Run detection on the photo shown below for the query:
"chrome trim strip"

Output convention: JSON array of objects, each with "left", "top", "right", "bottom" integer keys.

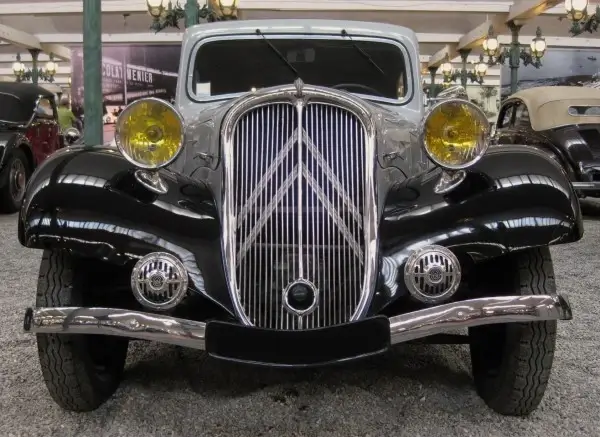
[
  {"left": 295, "top": 100, "right": 305, "bottom": 280},
  {"left": 572, "top": 181, "right": 600, "bottom": 189},
  {"left": 389, "top": 294, "right": 572, "bottom": 344},
  {"left": 24, "top": 295, "right": 572, "bottom": 350},
  {"left": 221, "top": 85, "right": 378, "bottom": 327}
]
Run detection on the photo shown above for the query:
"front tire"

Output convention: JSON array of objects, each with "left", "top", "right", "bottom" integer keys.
[
  {"left": 35, "top": 250, "right": 129, "bottom": 411},
  {"left": 0, "top": 149, "right": 29, "bottom": 213},
  {"left": 469, "top": 247, "right": 558, "bottom": 416}
]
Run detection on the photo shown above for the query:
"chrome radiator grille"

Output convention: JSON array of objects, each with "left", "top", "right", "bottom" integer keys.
[{"left": 225, "top": 100, "right": 372, "bottom": 330}]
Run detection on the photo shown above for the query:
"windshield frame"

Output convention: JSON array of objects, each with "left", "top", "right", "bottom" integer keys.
[{"left": 185, "top": 33, "right": 415, "bottom": 106}]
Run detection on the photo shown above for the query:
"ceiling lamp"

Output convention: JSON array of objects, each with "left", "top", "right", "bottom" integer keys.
[
  {"left": 529, "top": 27, "right": 547, "bottom": 59},
  {"left": 12, "top": 54, "right": 25, "bottom": 80},
  {"left": 565, "top": 0, "right": 588, "bottom": 21},
  {"left": 147, "top": 0, "right": 166, "bottom": 18},
  {"left": 147, "top": 0, "right": 239, "bottom": 33},
  {"left": 211, "top": 0, "right": 239, "bottom": 19},
  {"left": 45, "top": 54, "right": 58, "bottom": 77},
  {"left": 441, "top": 58, "right": 453, "bottom": 76},
  {"left": 482, "top": 25, "right": 500, "bottom": 58},
  {"left": 12, "top": 52, "right": 56, "bottom": 83},
  {"left": 475, "top": 54, "right": 488, "bottom": 78},
  {"left": 564, "top": 0, "right": 600, "bottom": 35}
]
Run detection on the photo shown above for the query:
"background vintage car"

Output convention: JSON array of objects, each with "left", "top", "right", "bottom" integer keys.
[
  {"left": 19, "top": 20, "right": 582, "bottom": 417},
  {"left": 496, "top": 86, "right": 600, "bottom": 198},
  {"left": 0, "top": 82, "right": 62, "bottom": 213}
]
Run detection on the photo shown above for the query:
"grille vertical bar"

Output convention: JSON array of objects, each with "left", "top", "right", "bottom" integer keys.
[{"left": 228, "top": 100, "right": 369, "bottom": 330}]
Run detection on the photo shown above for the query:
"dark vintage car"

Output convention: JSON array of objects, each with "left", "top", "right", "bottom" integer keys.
[
  {"left": 0, "top": 82, "right": 64, "bottom": 213},
  {"left": 496, "top": 85, "right": 600, "bottom": 197},
  {"left": 20, "top": 20, "right": 581, "bottom": 416}
]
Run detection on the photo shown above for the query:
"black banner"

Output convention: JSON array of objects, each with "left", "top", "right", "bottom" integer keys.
[{"left": 70, "top": 44, "right": 181, "bottom": 112}]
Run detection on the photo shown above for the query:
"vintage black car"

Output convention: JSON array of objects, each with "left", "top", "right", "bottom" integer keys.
[
  {"left": 20, "top": 20, "right": 581, "bottom": 416},
  {"left": 496, "top": 85, "right": 600, "bottom": 198},
  {"left": 0, "top": 82, "right": 63, "bottom": 213}
]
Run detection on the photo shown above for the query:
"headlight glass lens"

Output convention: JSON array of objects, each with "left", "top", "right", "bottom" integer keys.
[
  {"left": 422, "top": 100, "right": 490, "bottom": 170},
  {"left": 115, "top": 98, "right": 183, "bottom": 169}
]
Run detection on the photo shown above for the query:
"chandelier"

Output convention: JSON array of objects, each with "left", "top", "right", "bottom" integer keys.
[
  {"left": 147, "top": 0, "right": 239, "bottom": 33},
  {"left": 12, "top": 53, "right": 57, "bottom": 83}
]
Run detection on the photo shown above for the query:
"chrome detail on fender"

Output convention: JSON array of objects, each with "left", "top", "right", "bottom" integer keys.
[
  {"left": 134, "top": 169, "right": 169, "bottom": 194},
  {"left": 403, "top": 245, "right": 461, "bottom": 304},
  {"left": 389, "top": 294, "right": 572, "bottom": 344},
  {"left": 130, "top": 252, "right": 189, "bottom": 311},
  {"left": 221, "top": 85, "right": 378, "bottom": 330},
  {"left": 381, "top": 256, "right": 399, "bottom": 297},
  {"left": 434, "top": 170, "right": 467, "bottom": 194},
  {"left": 23, "top": 294, "right": 572, "bottom": 349}
]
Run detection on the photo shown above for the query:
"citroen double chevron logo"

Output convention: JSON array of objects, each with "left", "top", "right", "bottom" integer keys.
[{"left": 236, "top": 125, "right": 364, "bottom": 263}]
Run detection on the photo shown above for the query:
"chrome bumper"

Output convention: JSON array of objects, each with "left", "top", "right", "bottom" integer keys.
[{"left": 23, "top": 294, "right": 572, "bottom": 349}]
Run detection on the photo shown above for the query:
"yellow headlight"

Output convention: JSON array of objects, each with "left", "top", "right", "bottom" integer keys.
[
  {"left": 115, "top": 98, "right": 184, "bottom": 169},
  {"left": 420, "top": 99, "right": 490, "bottom": 170}
]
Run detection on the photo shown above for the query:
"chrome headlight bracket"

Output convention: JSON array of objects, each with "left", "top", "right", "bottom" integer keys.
[
  {"left": 134, "top": 169, "right": 168, "bottom": 195},
  {"left": 434, "top": 169, "right": 467, "bottom": 194}
]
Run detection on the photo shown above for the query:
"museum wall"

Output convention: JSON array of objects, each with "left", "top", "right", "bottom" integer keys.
[{"left": 500, "top": 46, "right": 600, "bottom": 98}]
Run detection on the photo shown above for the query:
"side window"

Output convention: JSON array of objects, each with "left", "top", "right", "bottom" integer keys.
[
  {"left": 498, "top": 104, "right": 515, "bottom": 128},
  {"left": 514, "top": 102, "right": 531, "bottom": 128},
  {"left": 35, "top": 98, "right": 54, "bottom": 119}
]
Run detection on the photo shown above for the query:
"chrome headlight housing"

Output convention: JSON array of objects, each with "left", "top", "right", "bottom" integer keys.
[
  {"left": 418, "top": 99, "right": 490, "bottom": 170},
  {"left": 114, "top": 97, "right": 184, "bottom": 169}
]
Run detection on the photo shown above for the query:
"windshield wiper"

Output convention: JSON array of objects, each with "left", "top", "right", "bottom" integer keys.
[
  {"left": 255, "top": 29, "right": 300, "bottom": 80},
  {"left": 341, "top": 29, "right": 386, "bottom": 77}
]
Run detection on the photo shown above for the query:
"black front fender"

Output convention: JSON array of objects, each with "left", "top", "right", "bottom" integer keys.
[
  {"left": 19, "top": 144, "right": 583, "bottom": 319},
  {"left": 0, "top": 132, "right": 30, "bottom": 187},
  {"left": 381, "top": 144, "right": 583, "bottom": 264},
  {"left": 18, "top": 146, "right": 232, "bottom": 314}
]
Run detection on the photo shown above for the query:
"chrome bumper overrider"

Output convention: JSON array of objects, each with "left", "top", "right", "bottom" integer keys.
[{"left": 23, "top": 295, "right": 572, "bottom": 349}]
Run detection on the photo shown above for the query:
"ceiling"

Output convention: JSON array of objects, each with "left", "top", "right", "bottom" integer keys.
[{"left": 0, "top": 0, "right": 596, "bottom": 90}]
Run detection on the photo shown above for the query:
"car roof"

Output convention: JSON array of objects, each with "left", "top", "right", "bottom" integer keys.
[
  {"left": 0, "top": 82, "right": 55, "bottom": 104},
  {"left": 509, "top": 86, "right": 600, "bottom": 108},
  {"left": 506, "top": 86, "right": 600, "bottom": 131},
  {"left": 185, "top": 19, "right": 418, "bottom": 40}
]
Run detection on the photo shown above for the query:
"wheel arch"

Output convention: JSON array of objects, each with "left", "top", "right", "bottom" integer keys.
[{"left": 17, "top": 142, "right": 34, "bottom": 171}]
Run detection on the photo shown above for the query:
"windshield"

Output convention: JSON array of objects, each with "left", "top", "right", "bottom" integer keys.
[{"left": 191, "top": 37, "right": 408, "bottom": 103}]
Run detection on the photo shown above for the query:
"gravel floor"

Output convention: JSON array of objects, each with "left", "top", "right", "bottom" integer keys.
[{"left": 1, "top": 205, "right": 599, "bottom": 437}]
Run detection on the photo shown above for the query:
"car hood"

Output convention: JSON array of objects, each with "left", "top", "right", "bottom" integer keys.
[{"left": 172, "top": 84, "right": 419, "bottom": 178}]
